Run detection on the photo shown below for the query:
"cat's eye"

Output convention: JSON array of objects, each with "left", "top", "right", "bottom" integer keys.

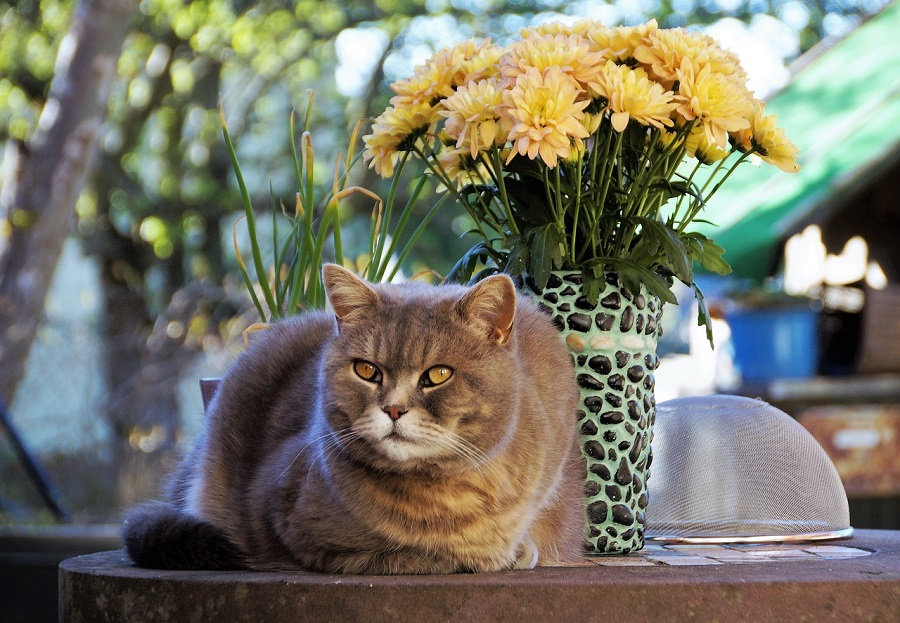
[
  {"left": 354, "top": 360, "right": 382, "bottom": 383},
  {"left": 423, "top": 365, "right": 453, "bottom": 387}
]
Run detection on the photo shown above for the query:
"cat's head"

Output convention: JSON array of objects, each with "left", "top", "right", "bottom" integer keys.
[{"left": 320, "top": 264, "right": 521, "bottom": 475}]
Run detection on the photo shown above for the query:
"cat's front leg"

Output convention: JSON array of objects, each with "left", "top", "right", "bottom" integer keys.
[{"left": 512, "top": 538, "right": 539, "bottom": 570}]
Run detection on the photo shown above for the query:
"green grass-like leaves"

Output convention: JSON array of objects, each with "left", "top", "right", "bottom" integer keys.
[{"left": 223, "top": 97, "right": 438, "bottom": 322}]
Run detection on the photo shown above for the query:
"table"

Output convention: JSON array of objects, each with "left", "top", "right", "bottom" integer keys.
[{"left": 60, "top": 530, "right": 900, "bottom": 622}]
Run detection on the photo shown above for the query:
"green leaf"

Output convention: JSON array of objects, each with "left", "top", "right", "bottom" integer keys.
[
  {"left": 528, "top": 223, "right": 564, "bottom": 290},
  {"left": 504, "top": 175, "right": 553, "bottom": 227},
  {"left": 446, "top": 241, "right": 494, "bottom": 284},
  {"left": 627, "top": 231, "right": 661, "bottom": 268},
  {"left": 648, "top": 179, "right": 702, "bottom": 207},
  {"left": 584, "top": 257, "right": 678, "bottom": 305},
  {"left": 634, "top": 217, "right": 692, "bottom": 283},
  {"left": 582, "top": 269, "right": 602, "bottom": 304},
  {"left": 692, "top": 281, "right": 715, "bottom": 348},
  {"left": 387, "top": 195, "right": 447, "bottom": 283},
  {"left": 504, "top": 234, "right": 529, "bottom": 277},
  {"left": 222, "top": 116, "right": 279, "bottom": 320},
  {"left": 471, "top": 266, "right": 501, "bottom": 284},
  {"left": 685, "top": 232, "right": 732, "bottom": 275}
]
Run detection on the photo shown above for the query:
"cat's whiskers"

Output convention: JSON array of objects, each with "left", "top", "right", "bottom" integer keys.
[
  {"left": 349, "top": 418, "right": 391, "bottom": 450},
  {"left": 325, "top": 428, "right": 364, "bottom": 462},
  {"left": 296, "top": 426, "right": 364, "bottom": 492},
  {"left": 451, "top": 436, "right": 508, "bottom": 483},
  {"left": 277, "top": 425, "right": 358, "bottom": 481},
  {"left": 451, "top": 442, "right": 506, "bottom": 484},
  {"left": 417, "top": 424, "right": 505, "bottom": 483},
  {"left": 320, "top": 427, "right": 367, "bottom": 467},
  {"left": 309, "top": 433, "right": 351, "bottom": 488}
]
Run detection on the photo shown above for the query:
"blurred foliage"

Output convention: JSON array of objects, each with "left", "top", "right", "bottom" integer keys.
[
  {"left": 0, "top": 0, "right": 893, "bottom": 317},
  {"left": 0, "top": 0, "right": 892, "bottom": 522}
]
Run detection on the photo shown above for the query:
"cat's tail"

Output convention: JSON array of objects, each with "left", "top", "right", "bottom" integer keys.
[{"left": 122, "top": 501, "right": 247, "bottom": 570}]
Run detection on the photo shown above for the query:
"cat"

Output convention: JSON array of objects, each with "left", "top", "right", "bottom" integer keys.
[{"left": 123, "top": 264, "right": 583, "bottom": 574}]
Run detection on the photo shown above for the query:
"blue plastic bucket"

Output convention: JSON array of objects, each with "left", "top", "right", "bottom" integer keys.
[{"left": 726, "top": 306, "right": 819, "bottom": 382}]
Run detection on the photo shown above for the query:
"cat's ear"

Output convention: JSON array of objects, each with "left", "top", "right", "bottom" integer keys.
[
  {"left": 323, "top": 264, "right": 379, "bottom": 323},
  {"left": 456, "top": 274, "right": 517, "bottom": 345}
]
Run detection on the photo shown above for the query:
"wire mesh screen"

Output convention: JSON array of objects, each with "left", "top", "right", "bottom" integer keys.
[{"left": 645, "top": 395, "right": 852, "bottom": 543}]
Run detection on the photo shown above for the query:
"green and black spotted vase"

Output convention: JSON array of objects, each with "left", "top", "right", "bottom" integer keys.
[{"left": 523, "top": 271, "right": 663, "bottom": 554}]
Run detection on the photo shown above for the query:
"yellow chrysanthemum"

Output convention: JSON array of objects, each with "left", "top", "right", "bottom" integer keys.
[
  {"left": 459, "top": 40, "right": 507, "bottom": 84},
  {"left": 363, "top": 102, "right": 438, "bottom": 177},
  {"left": 584, "top": 19, "right": 659, "bottom": 61},
  {"left": 390, "top": 65, "right": 453, "bottom": 109},
  {"left": 633, "top": 27, "right": 708, "bottom": 87},
  {"left": 634, "top": 27, "right": 749, "bottom": 91},
  {"left": 441, "top": 79, "right": 507, "bottom": 158},
  {"left": 682, "top": 125, "right": 730, "bottom": 164},
  {"left": 500, "top": 32, "right": 607, "bottom": 88},
  {"left": 730, "top": 99, "right": 762, "bottom": 152},
  {"left": 675, "top": 61, "right": 753, "bottom": 148},
  {"left": 441, "top": 39, "right": 499, "bottom": 86},
  {"left": 582, "top": 110, "right": 604, "bottom": 134},
  {"left": 390, "top": 65, "right": 455, "bottom": 108},
  {"left": 706, "top": 42, "right": 749, "bottom": 88},
  {"left": 589, "top": 62, "right": 678, "bottom": 132},
  {"left": 503, "top": 67, "right": 590, "bottom": 168},
  {"left": 437, "top": 147, "right": 495, "bottom": 190},
  {"left": 743, "top": 106, "right": 801, "bottom": 172},
  {"left": 390, "top": 39, "right": 494, "bottom": 107},
  {"left": 528, "top": 21, "right": 583, "bottom": 37}
]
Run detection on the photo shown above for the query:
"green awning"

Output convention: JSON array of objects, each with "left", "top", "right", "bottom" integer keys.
[{"left": 695, "top": 2, "right": 900, "bottom": 280}]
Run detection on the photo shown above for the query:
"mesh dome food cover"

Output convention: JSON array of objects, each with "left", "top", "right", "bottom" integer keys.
[{"left": 645, "top": 394, "right": 853, "bottom": 543}]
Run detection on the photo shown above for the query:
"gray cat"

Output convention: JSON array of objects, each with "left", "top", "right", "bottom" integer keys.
[{"left": 123, "top": 264, "right": 583, "bottom": 574}]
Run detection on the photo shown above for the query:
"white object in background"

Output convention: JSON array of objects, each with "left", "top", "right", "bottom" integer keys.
[{"left": 784, "top": 225, "right": 887, "bottom": 294}]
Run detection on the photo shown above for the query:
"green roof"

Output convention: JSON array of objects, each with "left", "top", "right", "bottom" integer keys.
[{"left": 695, "top": 2, "right": 900, "bottom": 280}]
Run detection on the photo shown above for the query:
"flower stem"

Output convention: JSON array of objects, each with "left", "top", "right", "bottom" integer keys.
[
  {"left": 597, "top": 130, "right": 625, "bottom": 257},
  {"left": 413, "top": 144, "right": 494, "bottom": 242},
  {"left": 679, "top": 149, "right": 755, "bottom": 233},
  {"left": 571, "top": 157, "right": 584, "bottom": 264},
  {"left": 490, "top": 148, "right": 520, "bottom": 235}
]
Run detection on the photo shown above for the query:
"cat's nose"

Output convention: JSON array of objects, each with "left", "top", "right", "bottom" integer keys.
[{"left": 383, "top": 405, "right": 408, "bottom": 421}]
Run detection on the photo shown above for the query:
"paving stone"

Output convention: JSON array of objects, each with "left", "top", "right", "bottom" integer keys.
[
  {"left": 591, "top": 558, "right": 657, "bottom": 567},
  {"left": 654, "top": 556, "right": 723, "bottom": 566}
]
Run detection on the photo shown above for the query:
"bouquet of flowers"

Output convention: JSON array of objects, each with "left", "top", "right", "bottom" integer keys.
[{"left": 362, "top": 18, "right": 800, "bottom": 341}]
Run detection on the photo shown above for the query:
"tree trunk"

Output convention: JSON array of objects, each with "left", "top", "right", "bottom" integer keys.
[{"left": 0, "top": 0, "right": 136, "bottom": 405}]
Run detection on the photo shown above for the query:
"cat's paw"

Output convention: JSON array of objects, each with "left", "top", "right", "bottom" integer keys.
[{"left": 513, "top": 540, "right": 539, "bottom": 570}]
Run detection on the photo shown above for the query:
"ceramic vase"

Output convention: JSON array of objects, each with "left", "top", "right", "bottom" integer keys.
[{"left": 523, "top": 271, "right": 663, "bottom": 554}]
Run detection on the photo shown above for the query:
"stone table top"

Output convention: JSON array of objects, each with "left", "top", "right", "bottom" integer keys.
[{"left": 60, "top": 529, "right": 900, "bottom": 622}]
